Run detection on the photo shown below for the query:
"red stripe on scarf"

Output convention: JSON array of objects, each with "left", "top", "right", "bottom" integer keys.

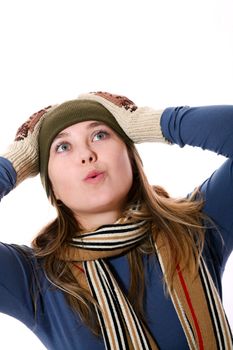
[
  {"left": 73, "top": 263, "right": 85, "bottom": 273},
  {"left": 177, "top": 266, "right": 204, "bottom": 350}
]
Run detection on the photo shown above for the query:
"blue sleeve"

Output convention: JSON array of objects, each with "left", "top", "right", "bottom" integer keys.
[
  {"left": 0, "top": 161, "right": 36, "bottom": 324},
  {"left": 0, "top": 157, "right": 17, "bottom": 200},
  {"left": 0, "top": 243, "right": 36, "bottom": 327},
  {"left": 161, "top": 106, "right": 233, "bottom": 266},
  {"left": 161, "top": 105, "right": 233, "bottom": 158}
]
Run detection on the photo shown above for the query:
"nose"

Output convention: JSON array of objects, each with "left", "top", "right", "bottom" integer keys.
[
  {"left": 80, "top": 148, "right": 97, "bottom": 165},
  {"left": 81, "top": 156, "right": 95, "bottom": 164}
]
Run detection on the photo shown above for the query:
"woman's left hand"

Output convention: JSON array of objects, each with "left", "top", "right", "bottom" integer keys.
[{"left": 78, "top": 91, "right": 167, "bottom": 144}]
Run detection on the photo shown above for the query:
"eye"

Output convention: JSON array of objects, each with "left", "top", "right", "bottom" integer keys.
[
  {"left": 55, "top": 142, "right": 71, "bottom": 153},
  {"left": 92, "top": 130, "right": 109, "bottom": 142}
]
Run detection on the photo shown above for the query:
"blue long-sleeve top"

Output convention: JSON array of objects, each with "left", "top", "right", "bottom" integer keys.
[{"left": 0, "top": 106, "right": 233, "bottom": 350}]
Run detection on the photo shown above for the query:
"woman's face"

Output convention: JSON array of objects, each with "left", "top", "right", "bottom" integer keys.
[{"left": 48, "top": 120, "right": 133, "bottom": 226}]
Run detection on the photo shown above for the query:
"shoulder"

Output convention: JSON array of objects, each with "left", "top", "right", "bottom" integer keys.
[
  {"left": 0, "top": 242, "right": 45, "bottom": 288},
  {"left": 0, "top": 242, "right": 35, "bottom": 264}
]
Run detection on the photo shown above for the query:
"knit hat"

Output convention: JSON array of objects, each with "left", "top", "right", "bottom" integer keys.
[{"left": 39, "top": 97, "right": 133, "bottom": 197}]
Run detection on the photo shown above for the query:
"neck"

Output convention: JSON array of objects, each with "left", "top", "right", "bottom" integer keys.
[{"left": 74, "top": 210, "right": 123, "bottom": 231}]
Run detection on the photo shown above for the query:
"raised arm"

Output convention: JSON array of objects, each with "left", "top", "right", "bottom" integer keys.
[
  {"left": 0, "top": 107, "right": 54, "bottom": 325},
  {"left": 161, "top": 105, "right": 233, "bottom": 157},
  {"left": 160, "top": 105, "right": 233, "bottom": 270}
]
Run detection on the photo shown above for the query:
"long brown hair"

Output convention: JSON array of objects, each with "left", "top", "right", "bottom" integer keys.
[{"left": 32, "top": 143, "right": 207, "bottom": 335}]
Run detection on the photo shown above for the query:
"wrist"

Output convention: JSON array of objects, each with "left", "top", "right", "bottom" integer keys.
[
  {"left": 3, "top": 142, "right": 38, "bottom": 185},
  {"left": 128, "top": 107, "right": 166, "bottom": 143},
  {"left": 0, "top": 157, "right": 17, "bottom": 197}
]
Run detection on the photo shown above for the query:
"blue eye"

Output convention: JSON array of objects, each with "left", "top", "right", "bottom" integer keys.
[
  {"left": 93, "top": 130, "right": 109, "bottom": 142},
  {"left": 56, "top": 142, "right": 70, "bottom": 153}
]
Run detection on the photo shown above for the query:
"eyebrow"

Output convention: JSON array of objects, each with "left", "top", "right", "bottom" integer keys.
[
  {"left": 87, "top": 121, "right": 107, "bottom": 129},
  {"left": 52, "top": 121, "right": 108, "bottom": 142}
]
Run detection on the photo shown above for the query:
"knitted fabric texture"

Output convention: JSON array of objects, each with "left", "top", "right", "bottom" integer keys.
[
  {"left": 78, "top": 92, "right": 165, "bottom": 143},
  {"left": 65, "top": 220, "right": 233, "bottom": 350},
  {"left": 3, "top": 106, "right": 53, "bottom": 185},
  {"left": 39, "top": 91, "right": 166, "bottom": 196}
]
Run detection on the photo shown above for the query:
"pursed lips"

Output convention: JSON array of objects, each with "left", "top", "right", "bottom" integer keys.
[{"left": 83, "top": 170, "right": 106, "bottom": 183}]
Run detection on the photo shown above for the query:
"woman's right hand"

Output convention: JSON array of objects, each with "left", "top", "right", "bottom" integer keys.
[{"left": 3, "top": 106, "right": 53, "bottom": 185}]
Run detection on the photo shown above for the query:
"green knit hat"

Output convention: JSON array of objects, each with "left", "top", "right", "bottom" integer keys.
[{"left": 39, "top": 98, "right": 132, "bottom": 197}]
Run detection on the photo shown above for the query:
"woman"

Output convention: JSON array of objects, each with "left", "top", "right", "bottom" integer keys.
[{"left": 0, "top": 91, "right": 232, "bottom": 349}]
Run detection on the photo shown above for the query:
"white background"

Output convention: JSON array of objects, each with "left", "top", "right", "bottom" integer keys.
[{"left": 0, "top": 0, "right": 232, "bottom": 349}]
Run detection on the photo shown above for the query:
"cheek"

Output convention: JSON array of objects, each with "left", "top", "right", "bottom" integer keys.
[
  {"left": 48, "top": 158, "right": 56, "bottom": 186},
  {"left": 48, "top": 159, "right": 64, "bottom": 198},
  {"left": 48, "top": 161, "right": 57, "bottom": 196},
  {"left": 115, "top": 150, "right": 133, "bottom": 186}
]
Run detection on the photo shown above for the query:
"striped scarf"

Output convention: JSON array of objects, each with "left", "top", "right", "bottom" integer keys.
[{"left": 66, "top": 220, "right": 232, "bottom": 350}]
